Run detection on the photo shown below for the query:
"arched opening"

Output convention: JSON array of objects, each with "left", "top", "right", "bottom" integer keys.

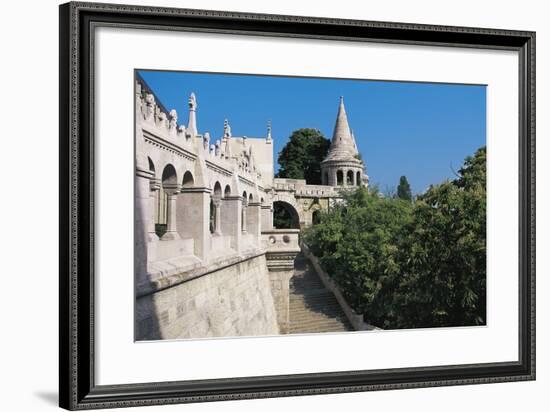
[
  {"left": 213, "top": 182, "right": 222, "bottom": 198},
  {"left": 346, "top": 170, "right": 354, "bottom": 186},
  {"left": 161, "top": 164, "right": 177, "bottom": 186},
  {"left": 312, "top": 210, "right": 322, "bottom": 225},
  {"left": 241, "top": 191, "right": 248, "bottom": 232},
  {"left": 337, "top": 170, "right": 344, "bottom": 186},
  {"left": 273, "top": 201, "right": 300, "bottom": 229},
  {"left": 356, "top": 171, "right": 361, "bottom": 186},
  {"left": 249, "top": 193, "right": 253, "bottom": 202},
  {"left": 224, "top": 184, "right": 231, "bottom": 197},
  {"left": 210, "top": 182, "right": 222, "bottom": 234},
  {"left": 182, "top": 170, "right": 194, "bottom": 188},
  {"left": 159, "top": 164, "right": 178, "bottom": 239},
  {"left": 209, "top": 198, "right": 216, "bottom": 234},
  {"left": 260, "top": 197, "right": 264, "bottom": 204}
]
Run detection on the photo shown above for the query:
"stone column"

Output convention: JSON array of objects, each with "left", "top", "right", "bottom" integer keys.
[
  {"left": 135, "top": 166, "right": 154, "bottom": 285},
  {"left": 261, "top": 204, "right": 273, "bottom": 231},
  {"left": 213, "top": 198, "right": 222, "bottom": 235},
  {"left": 265, "top": 229, "right": 301, "bottom": 334},
  {"left": 247, "top": 202, "right": 262, "bottom": 247},
  {"left": 220, "top": 195, "right": 242, "bottom": 253},
  {"left": 351, "top": 170, "right": 355, "bottom": 186},
  {"left": 161, "top": 183, "right": 181, "bottom": 241},
  {"left": 177, "top": 187, "right": 211, "bottom": 261},
  {"left": 343, "top": 169, "right": 348, "bottom": 187},
  {"left": 241, "top": 199, "right": 248, "bottom": 233},
  {"left": 148, "top": 178, "right": 160, "bottom": 242}
]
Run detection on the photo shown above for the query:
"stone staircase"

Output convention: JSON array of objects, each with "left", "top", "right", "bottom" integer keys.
[{"left": 289, "top": 254, "right": 353, "bottom": 334}]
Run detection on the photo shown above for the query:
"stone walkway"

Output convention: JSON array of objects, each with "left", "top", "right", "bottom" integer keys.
[{"left": 289, "top": 254, "right": 353, "bottom": 334}]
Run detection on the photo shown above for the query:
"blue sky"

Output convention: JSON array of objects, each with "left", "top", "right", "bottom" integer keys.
[{"left": 138, "top": 70, "right": 486, "bottom": 194}]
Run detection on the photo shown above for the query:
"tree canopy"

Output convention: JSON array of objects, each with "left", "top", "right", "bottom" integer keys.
[
  {"left": 303, "top": 146, "right": 486, "bottom": 330},
  {"left": 396, "top": 175, "right": 412, "bottom": 201},
  {"left": 276, "top": 128, "right": 330, "bottom": 184}
]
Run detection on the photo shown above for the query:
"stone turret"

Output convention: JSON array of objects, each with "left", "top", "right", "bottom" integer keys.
[{"left": 320, "top": 97, "right": 367, "bottom": 187}]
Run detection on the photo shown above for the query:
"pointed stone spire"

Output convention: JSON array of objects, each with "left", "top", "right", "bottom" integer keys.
[
  {"left": 323, "top": 96, "right": 360, "bottom": 162},
  {"left": 266, "top": 120, "right": 272, "bottom": 142},
  {"left": 187, "top": 92, "right": 198, "bottom": 137}
]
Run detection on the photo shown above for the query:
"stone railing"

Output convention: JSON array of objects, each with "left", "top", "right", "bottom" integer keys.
[
  {"left": 273, "top": 178, "right": 340, "bottom": 198},
  {"left": 262, "top": 229, "right": 300, "bottom": 247},
  {"left": 301, "top": 242, "right": 379, "bottom": 331}
]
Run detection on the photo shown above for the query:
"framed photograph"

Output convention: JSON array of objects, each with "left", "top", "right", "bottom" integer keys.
[{"left": 59, "top": 2, "right": 535, "bottom": 410}]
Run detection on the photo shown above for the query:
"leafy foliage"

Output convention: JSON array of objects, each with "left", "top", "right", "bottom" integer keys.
[
  {"left": 303, "top": 147, "right": 486, "bottom": 329},
  {"left": 273, "top": 202, "right": 298, "bottom": 229},
  {"left": 277, "top": 128, "right": 330, "bottom": 184},
  {"left": 397, "top": 175, "right": 412, "bottom": 201}
]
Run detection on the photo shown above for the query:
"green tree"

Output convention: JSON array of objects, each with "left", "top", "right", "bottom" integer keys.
[
  {"left": 393, "top": 147, "right": 486, "bottom": 328},
  {"left": 277, "top": 128, "right": 330, "bottom": 184},
  {"left": 396, "top": 175, "right": 412, "bottom": 201},
  {"left": 303, "top": 146, "right": 486, "bottom": 330},
  {"left": 303, "top": 187, "right": 413, "bottom": 324}
]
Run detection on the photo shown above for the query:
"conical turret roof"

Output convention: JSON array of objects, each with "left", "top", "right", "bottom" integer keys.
[{"left": 322, "top": 97, "right": 361, "bottom": 163}]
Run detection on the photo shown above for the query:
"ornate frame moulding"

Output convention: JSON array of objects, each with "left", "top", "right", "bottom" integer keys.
[{"left": 59, "top": 2, "right": 535, "bottom": 410}]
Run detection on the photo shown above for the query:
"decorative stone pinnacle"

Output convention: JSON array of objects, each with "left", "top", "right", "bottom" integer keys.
[
  {"left": 187, "top": 92, "right": 198, "bottom": 137},
  {"left": 189, "top": 92, "right": 197, "bottom": 111},
  {"left": 223, "top": 118, "right": 232, "bottom": 139},
  {"left": 267, "top": 120, "right": 272, "bottom": 141}
]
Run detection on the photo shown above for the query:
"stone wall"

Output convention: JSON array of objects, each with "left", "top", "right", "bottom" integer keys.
[{"left": 136, "top": 253, "right": 280, "bottom": 340}]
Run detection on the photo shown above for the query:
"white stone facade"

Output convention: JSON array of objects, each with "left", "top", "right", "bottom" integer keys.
[{"left": 134, "top": 76, "right": 368, "bottom": 340}]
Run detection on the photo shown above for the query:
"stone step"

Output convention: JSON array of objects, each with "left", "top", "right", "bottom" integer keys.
[
  {"left": 289, "top": 308, "right": 345, "bottom": 317},
  {"left": 290, "top": 294, "right": 334, "bottom": 301},
  {"left": 290, "top": 315, "right": 349, "bottom": 326},
  {"left": 289, "top": 306, "right": 342, "bottom": 316},
  {"left": 288, "top": 253, "right": 353, "bottom": 334},
  {"left": 289, "top": 325, "right": 350, "bottom": 333},
  {"left": 289, "top": 320, "right": 350, "bottom": 329}
]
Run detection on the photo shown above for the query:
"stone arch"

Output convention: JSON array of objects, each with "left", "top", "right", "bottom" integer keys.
[
  {"left": 159, "top": 164, "right": 179, "bottom": 240},
  {"left": 249, "top": 193, "right": 253, "bottom": 202},
  {"left": 161, "top": 164, "right": 177, "bottom": 188},
  {"left": 273, "top": 200, "right": 300, "bottom": 229},
  {"left": 182, "top": 170, "right": 194, "bottom": 188},
  {"left": 213, "top": 181, "right": 222, "bottom": 199},
  {"left": 346, "top": 170, "right": 354, "bottom": 185},
  {"left": 224, "top": 184, "right": 231, "bottom": 197},
  {"left": 356, "top": 171, "right": 361, "bottom": 186},
  {"left": 241, "top": 191, "right": 248, "bottom": 232},
  {"left": 337, "top": 170, "right": 344, "bottom": 186}
]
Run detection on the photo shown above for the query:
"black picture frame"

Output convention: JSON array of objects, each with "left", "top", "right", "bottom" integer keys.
[{"left": 59, "top": 2, "right": 536, "bottom": 410}]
